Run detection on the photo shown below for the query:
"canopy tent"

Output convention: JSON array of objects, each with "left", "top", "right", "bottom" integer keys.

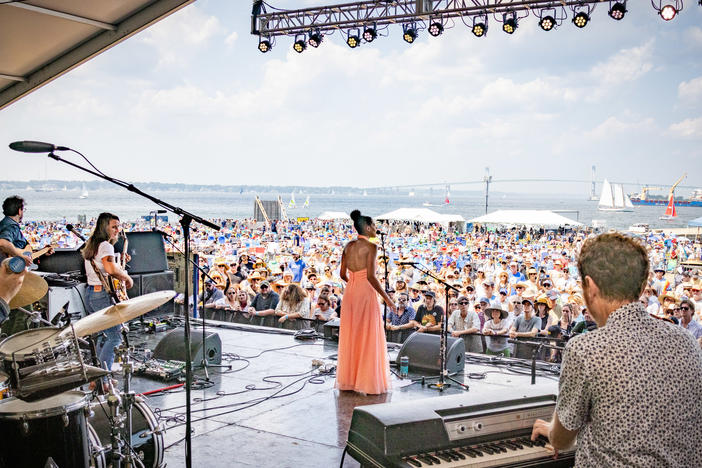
[
  {"left": 469, "top": 210, "right": 583, "bottom": 227},
  {"left": 316, "top": 211, "right": 350, "bottom": 220},
  {"left": 376, "top": 207, "right": 465, "bottom": 225},
  {"left": 0, "top": 0, "right": 194, "bottom": 110},
  {"left": 688, "top": 216, "right": 702, "bottom": 227}
]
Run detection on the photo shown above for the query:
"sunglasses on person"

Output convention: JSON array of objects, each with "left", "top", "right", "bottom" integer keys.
[
  {"left": 458, "top": 300, "right": 469, "bottom": 305},
  {"left": 474, "top": 305, "right": 482, "bottom": 310},
  {"left": 680, "top": 306, "right": 691, "bottom": 311},
  {"left": 516, "top": 286, "right": 525, "bottom": 290},
  {"left": 260, "top": 285, "right": 269, "bottom": 289},
  {"left": 449, "top": 302, "right": 458, "bottom": 307}
]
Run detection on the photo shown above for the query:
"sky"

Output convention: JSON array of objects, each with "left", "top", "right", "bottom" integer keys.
[{"left": 1, "top": 0, "right": 701, "bottom": 196}]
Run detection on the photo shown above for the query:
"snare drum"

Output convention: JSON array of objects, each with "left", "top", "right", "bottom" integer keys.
[
  {"left": 0, "top": 390, "right": 90, "bottom": 468},
  {"left": 89, "top": 396, "right": 165, "bottom": 468}
]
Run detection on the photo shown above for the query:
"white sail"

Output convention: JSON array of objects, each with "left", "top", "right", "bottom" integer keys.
[
  {"left": 79, "top": 184, "right": 88, "bottom": 199},
  {"left": 613, "top": 184, "right": 625, "bottom": 208},
  {"left": 303, "top": 195, "right": 310, "bottom": 208},
  {"left": 288, "top": 192, "right": 296, "bottom": 209},
  {"left": 624, "top": 192, "right": 634, "bottom": 208},
  {"left": 598, "top": 179, "right": 614, "bottom": 208}
]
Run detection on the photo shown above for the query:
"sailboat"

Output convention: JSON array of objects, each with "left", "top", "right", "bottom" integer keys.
[
  {"left": 79, "top": 184, "right": 89, "bottom": 199},
  {"left": 444, "top": 185, "right": 450, "bottom": 205},
  {"left": 659, "top": 194, "right": 677, "bottom": 221},
  {"left": 362, "top": 190, "right": 368, "bottom": 197},
  {"left": 408, "top": 190, "right": 415, "bottom": 197},
  {"left": 288, "top": 192, "right": 296, "bottom": 209},
  {"left": 303, "top": 195, "right": 310, "bottom": 208},
  {"left": 598, "top": 179, "right": 633, "bottom": 212}
]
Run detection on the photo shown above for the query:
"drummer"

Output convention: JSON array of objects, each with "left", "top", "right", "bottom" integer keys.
[{"left": 81, "top": 213, "right": 134, "bottom": 378}]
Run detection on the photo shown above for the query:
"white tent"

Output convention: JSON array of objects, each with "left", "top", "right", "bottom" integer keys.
[
  {"left": 317, "top": 211, "right": 350, "bottom": 220},
  {"left": 468, "top": 210, "right": 582, "bottom": 227},
  {"left": 376, "top": 208, "right": 465, "bottom": 225}
]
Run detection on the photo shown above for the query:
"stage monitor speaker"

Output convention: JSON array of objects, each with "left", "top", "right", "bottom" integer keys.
[
  {"left": 40, "top": 283, "right": 88, "bottom": 323},
  {"left": 153, "top": 328, "right": 222, "bottom": 365},
  {"left": 116, "top": 232, "right": 168, "bottom": 274},
  {"left": 36, "top": 248, "right": 85, "bottom": 276},
  {"left": 396, "top": 332, "right": 465, "bottom": 374},
  {"left": 323, "top": 317, "right": 340, "bottom": 340},
  {"left": 140, "top": 271, "right": 175, "bottom": 316}
]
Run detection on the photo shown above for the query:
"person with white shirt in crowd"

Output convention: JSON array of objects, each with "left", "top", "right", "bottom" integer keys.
[{"left": 448, "top": 295, "right": 482, "bottom": 353}]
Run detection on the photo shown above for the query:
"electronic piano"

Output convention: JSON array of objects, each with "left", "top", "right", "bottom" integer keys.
[{"left": 346, "top": 391, "right": 575, "bottom": 467}]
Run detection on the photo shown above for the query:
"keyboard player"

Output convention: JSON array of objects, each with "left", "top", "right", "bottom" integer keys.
[{"left": 531, "top": 233, "right": 702, "bottom": 467}]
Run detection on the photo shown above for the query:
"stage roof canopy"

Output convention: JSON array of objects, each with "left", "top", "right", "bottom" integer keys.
[
  {"left": 376, "top": 207, "right": 465, "bottom": 225},
  {"left": 317, "top": 211, "right": 350, "bottom": 220},
  {"left": 468, "top": 210, "right": 583, "bottom": 227},
  {"left": 0, "top": 0, "right": 194, "bottom": 110}
]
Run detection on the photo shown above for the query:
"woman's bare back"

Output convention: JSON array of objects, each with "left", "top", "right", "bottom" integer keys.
[{"left": 343, "top": 239, "right": 376, "bottom": 272}]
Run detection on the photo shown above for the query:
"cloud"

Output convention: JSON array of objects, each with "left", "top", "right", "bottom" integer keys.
[
  {"left": 678, "top": 76, "right": 702, "bottom": 101},
  {"left": 590, "top": 40, "right": 654, "bottom": 85},
  {"left": 139, "top": 5, "right": 224, "bottom": 67},
  {"left": 685, "top": 27, "right": 702, "bottom": 46},
  {"left": 225, "top": 31, "right": 239, "bottom": 46},
  {"left": 669, "top": 117, "right": 702, "bottom": 138},
  {"left": 586, "top": 116, "right": 656, "bottom": 140}
]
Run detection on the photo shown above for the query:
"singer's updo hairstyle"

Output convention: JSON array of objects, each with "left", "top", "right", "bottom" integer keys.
[{"left": 350, "top": 209, "right": 373, "bottom": 235}]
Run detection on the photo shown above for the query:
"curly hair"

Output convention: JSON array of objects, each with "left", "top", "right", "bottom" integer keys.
[
  {"left": 578, "top": 233, "right": 649, "bottom": 302},
  {"left": 281, "top": 283, "right": 305, "bottom": 306}
]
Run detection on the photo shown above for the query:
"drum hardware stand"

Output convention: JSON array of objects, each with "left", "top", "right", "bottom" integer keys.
[
  {"left": 36, "top": 147, "right": 220, "bottom": 468},
  {"left": 396, "top": 262, "right": 469, "bottom": 392}
]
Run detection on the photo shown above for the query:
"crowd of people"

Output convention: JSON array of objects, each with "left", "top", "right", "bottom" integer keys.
[{"left": 20, "top": 215, "right": 700, "bottom": 356}]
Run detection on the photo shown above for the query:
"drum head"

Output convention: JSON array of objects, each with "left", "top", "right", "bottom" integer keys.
[
  {"left": 0, "top": 327, "right": 65, "bottom": 359},
  {"left": 0, "top": 390, "right": 88, "bottom": 419}
]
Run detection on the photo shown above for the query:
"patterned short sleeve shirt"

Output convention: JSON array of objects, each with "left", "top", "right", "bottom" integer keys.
[{"left": 556, "top": 302, "right": 702, "bottom": 467}]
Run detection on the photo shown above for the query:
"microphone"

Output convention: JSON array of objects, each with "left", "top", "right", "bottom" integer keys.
[
  {"left": 396, "top": 261, "right": 416, "bottom": 266},
  {"left": 9, "top": 141, "right": 70, "bottom": 153},
  {"left": 66, "top": 224, "right": 86, "bottom": 241}
]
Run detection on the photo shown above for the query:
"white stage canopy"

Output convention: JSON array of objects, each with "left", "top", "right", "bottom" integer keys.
[
  {"left": 317, "top": 211, "right": 350, "bottom": 220},
  {"left": 468, "top": 210, "right": 582, "bottom": 227},
  {"left": 376, "top": 208, "right": 465, "bottom": 225}
]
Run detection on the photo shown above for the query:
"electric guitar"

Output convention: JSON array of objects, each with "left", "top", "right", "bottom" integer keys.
[{"left": 107, "top": 233, "right": 130, "bottom": 302}]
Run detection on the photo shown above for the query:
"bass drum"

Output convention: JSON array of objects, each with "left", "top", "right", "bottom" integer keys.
[
  {"left": 88, "top": 396, "right": 164, "bottom": 468},
  {"left": 0, "top": 391, "right": 90, "bottom": 468}
]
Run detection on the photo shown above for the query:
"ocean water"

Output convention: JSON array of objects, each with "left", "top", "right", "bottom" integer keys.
[{"left": 5, "top": 187, "right": 700, "bottom": 230}]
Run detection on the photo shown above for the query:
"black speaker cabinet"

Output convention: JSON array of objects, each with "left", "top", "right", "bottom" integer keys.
[
  {"left": 126, "top": 274, "right": 142, "bottom": 300},
  {"left": 153, "top": 328, "right": 222, "bottom": 365},
  {"left": 36, "top": 248, "right": 85, "bottom": 276},
  {"left": 396, "top": 332, "right": 465, "bottom": 374},
  {"left": 323, "top": 317, "right": 340, "bottom": 340},
  {"left": 115, "top": 232, "right": 168, "bottom": 274},
  {"left": 140, "top": 271, "right": 175, "bottom": 316}
]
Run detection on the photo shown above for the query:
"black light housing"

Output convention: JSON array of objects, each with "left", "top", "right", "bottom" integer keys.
[
  {"left": 472, "top": 15, "right": 487, "bottom": 37},
  {"left": 659, "top": 4, "right": 678, "bottom": 20},
  {"left": 308, "top": 30, "right": 323, "bottom": 48},
  {"left": 403, "top": 23, "right": 418, "bottom": 43},
  {"left": 293, "top": 35, "right": 306, "bottom": 53},
  {"left": 428, "top": 21, "right": 444, "bottom": 37},
  {"left": 608, "top": 2, "right": 627, "bottom": 20},
  {"left": 539, "top": 15, "right": 556, "bottom": 31},
  {"left": 363, "top": 25, "right": 377, "bottom": 43},
  {"left": 347, "top": 30, "right": 361, "bottom": 48},
  {"left": 573, "top": 11, "right": 590, "bottom": 28},
  {"left": 258, "top": 37, "right": 272, "bottom": 53},
  {"left": 502, "top": 13, "right": 518, "bottom": 34}
]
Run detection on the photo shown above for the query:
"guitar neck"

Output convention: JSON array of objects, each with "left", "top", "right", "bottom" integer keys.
[{"left": 28, "top": 245, "right": 54, "bottom": 260}]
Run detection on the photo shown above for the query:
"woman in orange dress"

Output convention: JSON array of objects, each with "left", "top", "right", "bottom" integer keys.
[{"left": 335, "top": 210, "right": 396, "bottom": 395}]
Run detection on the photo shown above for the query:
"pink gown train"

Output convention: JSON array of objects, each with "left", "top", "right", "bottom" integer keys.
[{"left": 335, "top": 268, "right": 391, "bottom": 394}]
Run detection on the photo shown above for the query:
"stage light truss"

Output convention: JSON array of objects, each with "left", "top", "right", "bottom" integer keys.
[{"left": 252, "top": 0, "right": 695, "bottom": 38}]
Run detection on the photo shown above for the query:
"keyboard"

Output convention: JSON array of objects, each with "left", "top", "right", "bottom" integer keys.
[{"left": 346, "top": 391, "right": 575, "bottom": 467}]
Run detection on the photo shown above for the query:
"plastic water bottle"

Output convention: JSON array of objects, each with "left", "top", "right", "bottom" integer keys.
[
  {"left": 8, "top": 256, "right": 26, "bottom": 273},
  {"left": 400, "top": 356, "right": 409, "bottom": 378}
]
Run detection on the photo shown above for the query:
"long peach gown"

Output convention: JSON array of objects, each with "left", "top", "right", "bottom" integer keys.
[{"left": 335, "top": 268, "right": 391, "bottom": 394}]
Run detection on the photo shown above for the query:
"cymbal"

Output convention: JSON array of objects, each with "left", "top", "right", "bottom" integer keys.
[
  {"left": 9, "top": 271, "right": 48, "bottom": 309},
  {"left": 67, "top": 290, "right": 176, "bottom": 337}
]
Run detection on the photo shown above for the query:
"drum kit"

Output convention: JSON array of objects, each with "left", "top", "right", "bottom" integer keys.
[{"left": 0, "top": 271, "right": 175, "bottom": 468}]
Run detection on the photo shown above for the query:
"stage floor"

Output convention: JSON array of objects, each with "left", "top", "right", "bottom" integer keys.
[{"left": 120, "top": 321, "right": 560, "bottom": 468}]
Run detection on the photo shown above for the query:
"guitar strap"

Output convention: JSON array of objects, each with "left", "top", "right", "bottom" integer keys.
[{"left": 88, "top": 258, "right": 116, "bottom": 301}]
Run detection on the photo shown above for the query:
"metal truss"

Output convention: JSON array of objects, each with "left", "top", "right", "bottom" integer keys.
[{"left": 251, "top": 0, "right": 612, "bottom": 36}]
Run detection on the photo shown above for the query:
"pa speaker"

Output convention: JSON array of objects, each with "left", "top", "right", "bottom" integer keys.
[
  {"left": 37, "top": 248, "right": 85, "bottom": 276},
  {"left": 323, "top": 317, "right": 340, "bottom": 340},
  {"left": 153, "top": 328, "right": 222, "bottom": 365},
  {"left": 140, "top": 271, "right": 175, "bottom": 316},
  {"left": 396, "top": 332, "right": 465, "bottom": 374},
  {"left": 115, "top": 232, "right": 168, "bottom": 274}
]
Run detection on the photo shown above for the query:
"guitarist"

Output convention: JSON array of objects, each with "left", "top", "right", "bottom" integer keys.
[
  {"left": 0, "top": 196, "right": 53, "bottom": 335},
  {"left": 82, "top": 212, "right": 133, "bottom": 375}
]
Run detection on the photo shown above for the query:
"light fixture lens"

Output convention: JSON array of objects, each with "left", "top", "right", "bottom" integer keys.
[
  {"left": 428, "top": 22, "right": 444, "bottom": 37},
  {"left": 308, "top": 32, "right": 323, "bottom": 48},
  {"left": 660, "top": 5, "right": 677, "bottom": 21},
  {"left": 573, "top": 12, "right": 589, "bottom": 28},
  {"left": 403, "top": 27, "right": 417, "bottom": 44},
  {"left": 347, "top": 34, "right": 360, "bottom": 48},
  {"left": 609, "top": 2, "right": 627, "bottom": 20},
  {"left": 293, "top": 39, "right": 306, "bottom": 53},
  {"left": 258, "top": 40, "right": 271, "bottom": 53},
  {"left": 539, "top": 15, "right": 556, "bottom": 31},
  {"left": 503, "top": 19, "right": 517, "bottom": 34},
  {"left": 363, "top": 27, "right": 377, "bottom": 42},
  {"left": 472, "top": 22, "right": 486, "bottom": 37}
]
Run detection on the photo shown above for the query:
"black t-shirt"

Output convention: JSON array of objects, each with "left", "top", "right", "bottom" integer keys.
[{"left": 414, "top": 304, "right": 444, "bottom": 327}]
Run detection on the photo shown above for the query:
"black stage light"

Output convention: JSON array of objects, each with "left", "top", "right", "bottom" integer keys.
[
  {"left": 363, "top": 26, "right": 377, "bottom": 43},
  {"left": 403, "top": 24, "right": 418, "bottom": 43},
  {"left": 573, "top": 11, "right": 590, "bottom": 28},
  {"left": 347, "top": 30, "right": 361, "bottom": 48},
  {"left": 293, "top": 36, "right": 306, "bottom": 53},
  {"left": 659, "top": 4, "right": 678, "bottom": 20},
  {"left": 308, "top": 31, "right": 323, "bottom": 48},
  {"left": 608, "top": 2, "right": 627, "bottom": 20},
  {"left": 502, "top": 14, "right": 517, "bottom": 34},
  {"left": 258, "top": 38, "right": 272, "bottom": 53},
  {"left": 539, "top": 15, "right": 556, "bottom": 31},
  {"left": 428, "top": 21, "right": 444, "bottom": 37},
  {"left": 472, "top": 21, "right": 487, "bottom": 37}
]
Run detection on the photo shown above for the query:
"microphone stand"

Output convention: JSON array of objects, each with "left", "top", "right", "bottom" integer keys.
[
  {"left": 507, "top": 339, "right": 564, "bottom": 385},
  {"left": 41, "top": 150, "right": 219, "bottom": 468},
  {"left": 378, "top": 231, "right": 389, "bottom": 327},
  {"left": 398, "top": 262, "right": 468, "bottom": 392}
]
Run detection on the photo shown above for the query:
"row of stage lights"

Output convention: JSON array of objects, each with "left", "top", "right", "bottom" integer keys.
[{"left": 258, "top": 0, "right": 698, "bottom": 54}]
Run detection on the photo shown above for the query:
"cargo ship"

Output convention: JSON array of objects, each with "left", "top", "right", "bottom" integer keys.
[{"left": 630, "top": 188, "right": 702, "bottom": 207}]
